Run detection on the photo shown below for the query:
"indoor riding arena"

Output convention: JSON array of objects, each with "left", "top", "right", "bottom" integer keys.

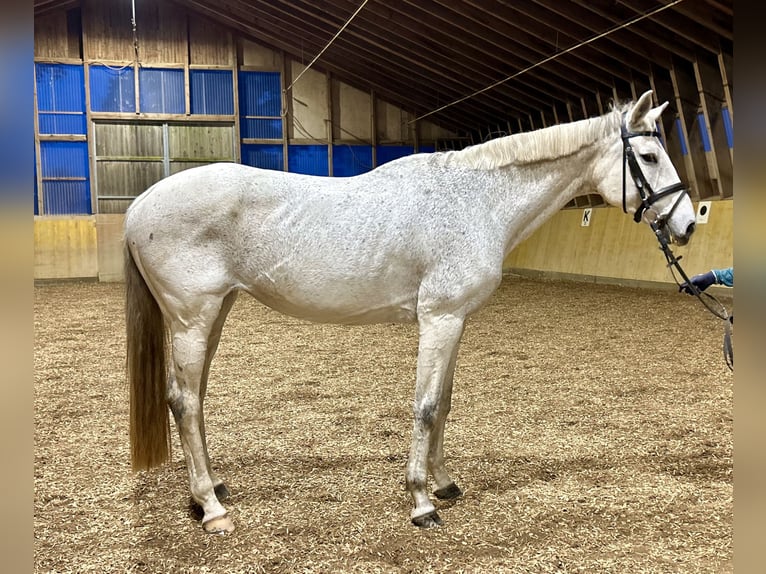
[{"left": 34, "top": 2, "right": 733, "bottom": 573}]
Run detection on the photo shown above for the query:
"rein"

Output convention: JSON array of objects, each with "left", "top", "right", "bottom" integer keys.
[
  {"left": 620, "top": 120, "right": 734, "bottom": 371},
  {"left": 650, "top": 222, "right": 733, "bottom": 371}
]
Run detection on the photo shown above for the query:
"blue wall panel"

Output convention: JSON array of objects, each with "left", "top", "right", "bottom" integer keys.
[
  {"left": 191, "top": 70, "right": 234, "bottom": 115},
  {"left": 241, "top": 143, "right": 283, "bottom": 171},
  {"left": 240, "top": 118, "right": 282, "bottom": 139},
  {"left": 332, "top": 145, "right": 373, "bottom": 176},
  {"left": 35, "top": 63, "right": 86, "bottom": 135},
  {"left": 39, "top": 141, "right": 91, "bottom": 214},
  {"left": 675, "top": 118, "right": 688, "bottom": 156},
  {"left": 239, "top": 71, "right": 281, "bottom": 116},
  {"left": 722, "top": 107, "right": 733, "bottom": 149},
  {"left": 34, "top": 148, "right": 39, "bottom": 215},
  {"left": 288, "top": 145, "right": 328, "bottom": 176},
  {"left": 43, "top": 181, "right": 91, "bottom": 215},
  {"left": 697, "top": 113, "right": 712, "bottom": 152},
  {"left": 239, "top": 71, "right": 282, "bottom": 139},
  {"left": 139, "top": 68, "right": 184, "bottom": 114},
  {"left": 376, "top": 145, "right": 414, "bottom": 165},
  {"left": 89, "top": 65, "right": 136, "bottom": 112}
]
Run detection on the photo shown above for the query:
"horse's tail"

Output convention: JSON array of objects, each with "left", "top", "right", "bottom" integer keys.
[{"left": 125, "top": 242, "right": 171, "bottom": 471}]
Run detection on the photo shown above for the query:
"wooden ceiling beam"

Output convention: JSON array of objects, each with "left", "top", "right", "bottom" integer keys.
[
  {"left": 263, "top": 0, "right": 556, "bottom": 114},
  {"left": 615, "top": 0, "right": 729, "bottom": 53},
  {"left": 314, "top": 0, "right": 571, "bottom": 109},
  {"left": 438, "top": 0, "right": 628, "bottom": 87}
]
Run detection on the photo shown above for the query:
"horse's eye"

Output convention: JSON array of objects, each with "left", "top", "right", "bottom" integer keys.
[{"left": 640, "top": 153, "right": 658, "bottom": 163}]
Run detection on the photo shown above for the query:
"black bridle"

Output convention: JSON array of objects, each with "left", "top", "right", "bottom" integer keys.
[
  {"left": 621, "top": 118, "right": 733, "bottom": 370},
  {"left": 621, "top": 121, "right": 687, "bottom": 225}
]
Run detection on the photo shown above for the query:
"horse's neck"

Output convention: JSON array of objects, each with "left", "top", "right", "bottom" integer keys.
[{"left": 484, "top": 147, "right": 600, "bottom": 256}]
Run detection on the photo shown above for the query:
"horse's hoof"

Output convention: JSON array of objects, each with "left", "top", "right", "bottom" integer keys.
[
  {"left": 434, "top": 482, "right": 463, "bottom": 500},
  {"left": 411, "top": 510, "right": 443, "bottom": 528},
  {"left": 214, "top": 483, "right": 230, "bottom": 502},
  {"left": 203, "top": 514, "right": 235, "bottom": 534}
]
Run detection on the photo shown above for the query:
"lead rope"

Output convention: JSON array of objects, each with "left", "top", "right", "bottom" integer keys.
[{"left": 651, "top": 221, "right": 733, "bottom": 371}]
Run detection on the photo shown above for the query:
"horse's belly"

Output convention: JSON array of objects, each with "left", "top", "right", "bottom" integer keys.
[{"left": 244, "top": 274, "right": 419, "bottom": 325}]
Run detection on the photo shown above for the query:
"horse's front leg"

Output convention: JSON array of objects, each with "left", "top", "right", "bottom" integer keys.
[
  {"left": 429, "top": 340, "right": 464, "bottom": 502},
  {"left": 407, "top": 312, "right": 465, "bottom": 527}
]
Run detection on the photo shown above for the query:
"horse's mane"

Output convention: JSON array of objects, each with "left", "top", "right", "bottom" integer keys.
[{"left": 443, "top": 103, "right": 628, "bottom": 170}]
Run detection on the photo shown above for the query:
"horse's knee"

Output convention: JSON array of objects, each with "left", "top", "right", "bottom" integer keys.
[{"left": 413, "top": 398, "right": 439, "bottom": 428}]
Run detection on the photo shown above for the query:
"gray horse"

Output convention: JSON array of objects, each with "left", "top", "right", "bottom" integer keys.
[{"left": 124, "top": 90, "right": 696, "bottom": 533}]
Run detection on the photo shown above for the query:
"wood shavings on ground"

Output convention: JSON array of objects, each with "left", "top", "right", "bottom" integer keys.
[{"left": 34, "top": 276, "right": 732, "bottom": 573}]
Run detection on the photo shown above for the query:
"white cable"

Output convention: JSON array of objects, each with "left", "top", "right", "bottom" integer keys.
[
  {"left": 284, "top": 0, "right": 369, "bottom": 93},
  {"left": 409, "top": 0, "right": 686, "bottom": 124}
]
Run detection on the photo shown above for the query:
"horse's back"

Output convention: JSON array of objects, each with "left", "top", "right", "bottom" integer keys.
[{"left": 124, "top": 163, "right": 426, "bottom": 322}]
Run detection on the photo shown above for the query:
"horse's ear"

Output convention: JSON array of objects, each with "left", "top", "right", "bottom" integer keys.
[
  {"left": 627, "top": 90, "right": 655, "bottom": 129},
  {"left": 646, "top": 101, "right": 669, "bottom": 126}
]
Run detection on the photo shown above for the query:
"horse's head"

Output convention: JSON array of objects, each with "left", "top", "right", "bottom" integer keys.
[{"left": 595, "top": 90, "right": 696, "bottom": 246}]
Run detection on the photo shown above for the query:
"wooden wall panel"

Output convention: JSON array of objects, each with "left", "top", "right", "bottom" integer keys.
[
  {"left": 34, "top": 9, "right": 77, "bottom": 59},
  {"left": 83, "top": 0, "right": 135, "bottom": 62},
  {"left": 168, "top": 124, "right": 235, "bottom": 159},
  {"left": 34, "top": 216, "right": 98, "bottom": 280},
  {"left": 240, "top": 39, "right": 282, "bottom": 69},
  {"left": 333, "top": 81, "right": 371, "bottom": 142},
  {"left": 290, "top": 63, "right": 329, "bottom": 141},
  {"left": 135, "top": 1, "right": 187, "bottom": 65},
  {"left": 189, "top": 15, "right": 233, "bottom": 66},
  {"left": 96, "top": 214, "right": 125, "bottom": 282},
  {"left": 376, "top": 101, "right": 415, "bottom": 144},
  {"left": 95, "top": 161, "right": 165, "bottom": 211},
  {"left": 94, "top": 123, "right": 164, "bottom": 157}
]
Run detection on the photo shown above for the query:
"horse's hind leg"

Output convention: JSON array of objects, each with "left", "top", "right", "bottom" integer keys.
[
  {"left": 167, "top": 292, "right": 236, "bottom": 534},
  {"left": 407, "top": 312, "right": 465, "bottom": 528},
  {"left": 198, "top": 291, "right": 238, "bottom": 502}
]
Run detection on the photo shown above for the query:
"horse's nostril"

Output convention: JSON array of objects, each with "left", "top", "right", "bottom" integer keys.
[{"left": 686, "top": 222, "right": 696, "bottom": 237}]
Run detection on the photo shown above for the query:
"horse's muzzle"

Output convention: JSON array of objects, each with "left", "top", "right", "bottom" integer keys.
[{"left": 673, "top": 221, "right": 695, "bottom": 246}]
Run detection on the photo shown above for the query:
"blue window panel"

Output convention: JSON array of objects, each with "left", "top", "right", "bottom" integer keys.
[
  {"left": 191, "top": 70, "right": 233, "bottom": 115},
  {"left": 139, "top": 68, "right": 184, "bottom": 114},
  {"left": 675, "top": 118, "right": 688, "bottom": 156},
  {"left": 241, "top": 143, "right": 283, "bottom": 171},
  {"left": 43, "top": 180, "right": 91, "bottom": 215},
  {"left": 89, "top": 65, "right": 135, "bottom": 112},
  {"left": 418, "top": 145, "right": 436, "bottom": 153},
  {"left": 240, "top": 118, "right": 282, "bottom": 139},
  {"left": 39, "top": 141, "right": 91, "bottom": 214},
  {"left": 36, "top": 63, "right": 86, "bottom": 135},
  {"left": 238, "top": 71, "right": 281, "bottom": 116},
  {"left": 376, "top": 145, "right": 414, "bottom": 165},
  {"left": 288, "top": 145, "right": 328, "bottom": 176},
  {"left": 697, "top": 113, "right": 712, "bottom": 152},
  {"left": 721, "top": 107, "right": 733, "bottom": 149},
  {"left": 36, "top": 63, "right": 85, "bottom": 112},
  {"left": 332, "top": 145, "right": 373, "bottom": 176},
  {"left": 38, "top": 112, "right": 87, "bottom": 135},
  {"left": 40, "top": 141, "right": 89, "bottom": 178}
]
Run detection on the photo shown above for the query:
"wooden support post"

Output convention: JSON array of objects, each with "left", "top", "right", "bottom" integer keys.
[
  {"left": 669, "top": 57, "right": 706, "bottom": 200},
  {"left": 693, "top": 55, "right": 728, "bottom": 197},
  {"left": 718, "top": 50, "right": 734, "bottom": 166}
]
